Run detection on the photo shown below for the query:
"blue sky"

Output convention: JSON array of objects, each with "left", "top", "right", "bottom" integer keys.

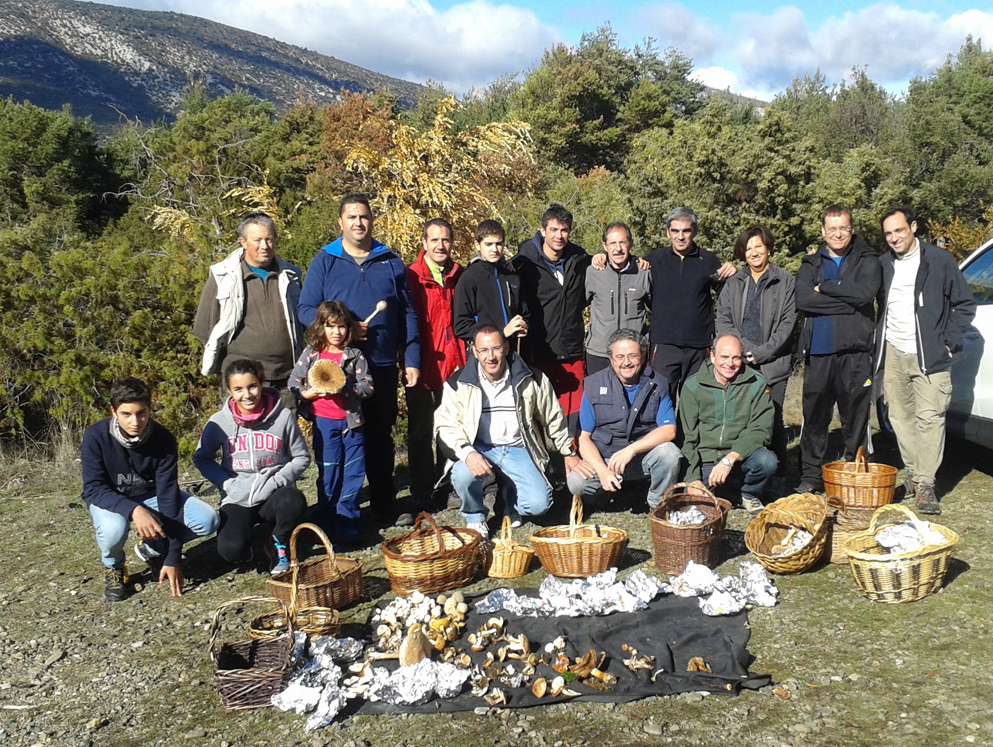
[{"left": 93, "top": 0, "right": 993, "bottom": 99}]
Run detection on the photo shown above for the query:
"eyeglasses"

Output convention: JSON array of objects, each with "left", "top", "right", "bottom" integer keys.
[
  {"left": 475, "top": 346, "right": 505, "bottom": 356},
  {"left": 825, "top": 226, "right": 853, "bottom": 235},
  {"left": 611, "top": 353, "right": 643, "bottom": 363}
]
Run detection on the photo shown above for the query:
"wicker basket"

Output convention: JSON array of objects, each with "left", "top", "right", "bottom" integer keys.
[
  {"left": 250, "top": 563, "right": 342, "bottom": 640},
  {"left": 529, "top": 495, "right": 628, "bottom": 578},
  {"left": 267, "top": 523, "right": 363, "bottom": 611},
  {"left": 210, "top": 597, "right": 294, "bottom": 710},
  {"left": 844, "top": 503, "right": 959, "bottom": 603},
  {"left": 488, "top": 516, "right": 535, "bottom": 579},
  {"left": 824, "top": 497, "right": 874, "bottom": 565},
  {"left": 823, "top": 446, "right": 897, "bottom": 509},
  {"left": 649, "top": 483, "right": 732, "bottom": 574},
  {"left": 382, "top": 512, "right": 482, "bottom": 595},
  {"left": 744, "top": 493, "right": 829, "bottom": 574}
]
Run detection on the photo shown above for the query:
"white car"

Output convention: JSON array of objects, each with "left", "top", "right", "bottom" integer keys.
[{"left": 948, "top": 238, "right": 993, "bottom": 449}]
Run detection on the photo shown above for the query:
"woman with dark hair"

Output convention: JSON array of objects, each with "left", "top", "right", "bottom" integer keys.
[
  {"left": 193, "top": 358, "right": 310, "bottom": 573},
  {"left": 716, "top": 226, "right": 796, "bottom": 498}
]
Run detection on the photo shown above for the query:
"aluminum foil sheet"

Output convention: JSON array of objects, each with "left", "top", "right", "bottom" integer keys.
[
  {"left": 306, "top": 686, "right": 348, "bottom": 731},
  {"left": 311, "top": 636, "right": 364, "bottom": 663},
  {"left": 272, "top": 658, "right": 346, "bottom": 730},
  {"left": 434, "top": 661, "right": 471, "bottom": 698},
  {"left": 700, "top": 588, "right": 747, "bottom": 616},
  {"left": 669, "top": 561, "right": 720, "bottom": 596},
  {"left": 876, "top": 521, "right": 947, "bottom": 554},
  {"left": 666, "top": 507, "right": 707, "bottom": 525},
  {"left": 738, "top": 561, "right": 779, "bottom": 607},
  {"left": 669, "top": 560, "right": 778, "bottom": 616},
  {"left": 475, "top": 569, "right": 664, "bottom": 617}
]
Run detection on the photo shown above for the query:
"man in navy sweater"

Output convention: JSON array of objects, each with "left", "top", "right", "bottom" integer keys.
[{"left": 81, "top": 378, "right": 219, "bottom": 601}]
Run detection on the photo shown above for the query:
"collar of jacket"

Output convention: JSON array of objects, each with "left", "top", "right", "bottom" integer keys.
[
  {"left": 457, "top": 350, "right": 534, "bottom": 390},
  {"left": 321, "top": 237, "right": 392, "bottom": 262},
  {"left": 409, "top": 250, "right": 461, "bottom": 283},
  {"left": 695, "top": 358, "right": 760, "bottom": 389},
  {"left": 806, "top": 235, "right": 875, "bottom": 266},
  {"left": 664, "top": 243, "right": 701, "bottom": 259},
  {"left": 518, "top": 233, "right": 586, "bottom": 267}
]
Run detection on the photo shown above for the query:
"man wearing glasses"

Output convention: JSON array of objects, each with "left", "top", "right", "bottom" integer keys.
[
  {"left": 567, "top": 329, "right": 681, "bottom": 510},
  {"left": 794, "top": 204, "right": 882, "bottom": 494}
]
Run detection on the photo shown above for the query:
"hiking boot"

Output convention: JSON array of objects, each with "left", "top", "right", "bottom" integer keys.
[
  {"left": 104, "top": 567, "right": 128, "bottom": 602},
  {"left": 903, "top": 471, "right": 916, "bottom": 498},
  {"left": 915, "top": 483, "right": 941, "bottom": 515},
  {"left": 793, "top": 480, "right": 824, "bottom": 495},
  {"left": 467, "top": 521, "right": 490, "bottom": 540},
  {"left": 134, "top": 538, "right": 164, "bottom": 581},
  {"left": 740, "top": 494, "right": 765, "bottom": 517},
  {"left": 266, "top": 536, "right": 291, "bottom": 576}
]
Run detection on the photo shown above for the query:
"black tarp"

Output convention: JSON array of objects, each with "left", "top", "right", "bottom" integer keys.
[{"left": 354, "top": 591, "right": 770, "bottom": 714}]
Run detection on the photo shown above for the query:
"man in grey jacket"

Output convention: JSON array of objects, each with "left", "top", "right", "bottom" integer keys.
[
  {"left": 193, "top": 212, "right": 303, "bottom": 408},
  {"left": 585, "top": 223, "right": 652, "bottom": 375}
]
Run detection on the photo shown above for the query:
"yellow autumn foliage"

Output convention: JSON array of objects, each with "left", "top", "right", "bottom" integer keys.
[{"left": 929, "top": 205, "right": 993, "bottom": 260}]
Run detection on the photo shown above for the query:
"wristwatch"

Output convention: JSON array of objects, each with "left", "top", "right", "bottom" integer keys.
[{"left": 720, "top": 456, "right": 732, "bottom": 467}]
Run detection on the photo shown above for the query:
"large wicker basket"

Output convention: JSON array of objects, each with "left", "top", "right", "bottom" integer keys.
[
  {"left": 745, "top": 493, "right": 829, "bottom": 574},
  {"left": 382, "top": 512, "right": 482, "bottom": 595},
  {"left": 488, "top": 516, "right": 535, "bottom": 579},
  {"left": 649, "top": 483, "right": 731, "bottom": 574},
  {"left": 843, "top": 504, "right": 959, "bottom": 603},
  {"left": 530, "top": 495, "right": 628, "bottom": 578},
  {"left": 823, "top": 446, "right": 897, "bottom": 509},
  {"left": 825, "top": 497, "right": 874, "bottom": 565},
  {"left": 210, "top": 597, "right": 294, "bottom": 710},
  {"left": 267, "top": 523, "right": 363, "bottom": 611}
]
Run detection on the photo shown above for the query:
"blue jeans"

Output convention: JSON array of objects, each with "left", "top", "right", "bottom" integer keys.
[
  {"left": 700, "top": 447, "right": 778, "bottom": 501},
  {"left": 451, "top": 444, "right": 552, "bottom": 524},
  {"left": 313, "top": 417, "right": 365, "bottom": 526},
  {"left": 566, "top": 442, "right": 682, "bottom": 509},
  {"left": 89, "top": 493, "right": 220, "bottom": 569}
]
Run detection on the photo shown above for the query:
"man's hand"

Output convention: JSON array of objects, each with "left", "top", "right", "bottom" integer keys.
[
  {"left": 404, "top": 367, "right": 420, "bottom": 387},
  {"left": 565, "top": 455, "right": 596, "bottom": 479},
  {"left": 813, "top": 284, "right": 821, "bottom": 293},
  {"left": 465, "top": 451, "right": 493, "bottom": 477},
  {"left": 606, "top": 445, "right": 634, "bottom": 475},
  {"left": 131, "top": 505, "right": 165, "bottom": 540},
  {"left": 635, "top": 256, "right": 650, "bottom": 271},
  {"left": 596, "top": 467, "right": 623, "bottom": 492},
  {"left": 716, "top": 261, "right": 737, "bottom": 279},
  {"left": 745, "top": 352, "right": 757, "bottom": 365},
  {"left": 708, "top": 452, "right": 740, "bottom": 486},
  {"left": 354, "top": 321, "right": 369, "bottom": 342},
  {"left": 504, "top": 315, "right": 528, "bottom": 338},
  {"left": 687, "top": 480, "right": 710, "bottom": 496},
  {"left": 591, "top": 253, "right": 607, "bottom": 270},
  {"left": 160, "top": 564, "right": 184, "bottom": 598}
]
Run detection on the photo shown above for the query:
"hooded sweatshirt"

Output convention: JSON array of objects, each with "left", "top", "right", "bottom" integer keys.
[
  {"left": 452, "top": 256, "right": 525, "bottom": 343},
  {"left": 193, "top": 388, "right": 311, "bottom": 508}
]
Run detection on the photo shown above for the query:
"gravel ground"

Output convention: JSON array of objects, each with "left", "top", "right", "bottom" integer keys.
[{"left": 1, "top": 423, "right": 992, "bottom": 747}]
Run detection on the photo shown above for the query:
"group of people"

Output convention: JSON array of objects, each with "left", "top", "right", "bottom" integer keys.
[{"left": 80, "top": 196, "right": 976, "bottom": 602}]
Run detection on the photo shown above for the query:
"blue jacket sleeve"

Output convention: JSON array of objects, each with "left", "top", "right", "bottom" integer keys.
[
  {"left": 80, "top": 426, "right": 138, "bottom": 518},
  {"left": 395, "top": 260, "right": 421, "bottom": 370},
  {"left": 151, "top": 429, "right": 185, "bottom": 566}
]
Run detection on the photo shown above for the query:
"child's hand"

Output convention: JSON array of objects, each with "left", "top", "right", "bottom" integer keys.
[{"left": 301, "top": 386, "right": 328, "bottom": 400}]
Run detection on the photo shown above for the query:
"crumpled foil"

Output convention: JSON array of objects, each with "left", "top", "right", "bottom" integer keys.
[
  {"left": 272, "top": 657, "right": 346, "bottom": 730},
  {"left": 876, "top": 521, "right": 947, "bottom": 554},
  {"left": 376, "top": 658, "right": 471, "bottom": 705},
  {"left": 669, "top": 561, "right": 720, "bottom": 596},
  {"left": 434, "top": 661, "right": 471, "bottom": 698},
  {"left": 474, "top": 569, "right": 665, "bottom": 617},
  {"left": 771, "top": 528, "right": 812, "bottom": 556},
  {"left": 738, "top": 560, "right": 779, "bottom": 607},
  {"left": 311, "top": 636, "right": 364, "bottom": 663},
  {"left": 666, "top": 507, "right": 707, "bottom": 525},
  {"left": 667, "top": 560, "right": 778, "bottom": 616}
]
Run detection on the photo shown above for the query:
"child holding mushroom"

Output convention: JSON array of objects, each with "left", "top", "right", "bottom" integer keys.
[{"left": 291, "top": 300, "right": 374, "bottom": 543}]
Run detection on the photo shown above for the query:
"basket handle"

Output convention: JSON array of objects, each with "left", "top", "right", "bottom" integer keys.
[
  {"left": 866, "top": 503, "right": 928, "bottom": 542},
  {"left": 826, "top": 495, "right": 849, "bottom": 519},
  {"left": 568, "top": 495, "right": 585, "bottom": 536},
  {"left": 661, "top": 481, "right": 720, "bottom": 510},
  {"left": 854, "top": 446, "right": 868, "bottom": 473},
  {"left": 208, "top": 596, "right": 292, "bottom": 666},
  {"left": 499, "top": 515, "right": 514, "bottom": 543},
  {"left": 288, "top": 522, "right": 339, "bottom": 575},
  {"left": 413, "top": 511, "right": 467, "bottom": 547}
]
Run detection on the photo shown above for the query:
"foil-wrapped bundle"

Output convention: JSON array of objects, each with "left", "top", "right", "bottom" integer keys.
[
  {"left": 738, "top": 561, "right": 778, "bottom": 607},
  {"left": 305, "top": 686, "right": 348, "bottom": 731},
  {"left": 624, "top": 569, "right": 666, "bottom": 603},
  {"left": 272, "top": 659, "right": 345, "bottom": 729},
  {"left": 876, "top": 522, "right": 946, "bottom": 554},
  {"left": 670, "top": 561, "right": 720, "bottom": 596},
  {"left": 311, "top": 636, "right": 364, "bottom": 663},
  {"left": 477, "top": 568, "right": 662, "bottom": 617},
  {"left": 272, "top": 679, "right": 325, "bottom": 715},
  {"left": 434, "top": 661, "right": 471, "bottom": 698},
  {"left": 666, "top": 507, "right": 707, "bottom": 525},
  {"left": 378, "top": 659, "right": 442, "bottom": 706},
  {"left": 700, "top": 588, "right": 747, "bottom": 616}
]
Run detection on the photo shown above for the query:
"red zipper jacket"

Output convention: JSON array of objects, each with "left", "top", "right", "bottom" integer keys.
[{"left": 406, "top": 251, "right": 466, "bottom": 390}]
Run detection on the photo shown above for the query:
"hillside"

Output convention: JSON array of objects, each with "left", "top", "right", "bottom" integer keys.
[{"left": 0, "top": 0, "right": 423, "bottom": 126}]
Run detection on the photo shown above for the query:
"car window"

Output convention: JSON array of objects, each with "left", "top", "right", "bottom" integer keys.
[{"left": 962, "top": 248, "right": 993, "bottom": 305}]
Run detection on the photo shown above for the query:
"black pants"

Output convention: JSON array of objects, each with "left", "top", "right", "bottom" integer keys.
[
  {"left": 585, "top": 353, "right": 611, "bottom": 376},
  {"left": 365, "top": 365, "right": 400, "bottom": 514},
  {"left": 650, "top": 343, "right": 707, "bottom": 401},
  {"left": 217, "top": 484, "right": 307, "bottom": 563},
  {"left": 405, "top": 386, "right": 443, "bottom": 499},
  {"left": 767, "top": 377, "right": 789, "bottom": 478},
  {"left": 799, "top": 352, "right": 872, "bottom": 483}
]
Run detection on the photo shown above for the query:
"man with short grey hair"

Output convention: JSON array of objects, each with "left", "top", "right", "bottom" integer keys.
[
  {"left": 193, "top": 212, "right": 303, "bottom": 407},
  {"left": 568, "top": 328, "right": 681, "bottom": 509}
]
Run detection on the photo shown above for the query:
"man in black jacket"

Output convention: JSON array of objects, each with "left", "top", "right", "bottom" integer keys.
[
  {"left": 795, "top": 204, "right": 882, "bottom": 493},
  {"left": 875, "top": 207, "right": 976, "bottom": 513},
  {"left": 513, "top": 203, "right": 591, "bottom": 431}
]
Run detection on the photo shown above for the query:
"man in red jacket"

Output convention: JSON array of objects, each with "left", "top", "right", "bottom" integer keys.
[{"left": 405, "top": 218, "right": 466, "bottom": 513}]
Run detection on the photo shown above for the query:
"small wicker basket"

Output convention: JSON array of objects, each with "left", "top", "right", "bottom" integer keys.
[
  {"left": 744, "top": 493, "right": 829, "bottom": 574},
  {"left": 823, "top": 446, "right": 897, "bottom": 509},
  {"left": 267, "top": 523, "right": 363, "bottom": 611},
  {"left": 210, "top": 597, "right": 294, "bottom": 710},
  {"left": 251, "top": 555, "right": 342, "bottom": 641},
  {"left": 383, "top": 512, "right": 482, "bottom": 595},
  {"left": 529, "top": 495, "right": 628, "bottom": 578},
  {"left": 824, "top": 496, "right": 874, "bottom": 565},
  {"left": 649, "top": 483, "right": 732, "bottom": 574},
  {"left": 843, "top": 503, "right": 959, "bottom": 603},
  {"left": 488, "top": 516, "right": 535, "bottom": 579}
]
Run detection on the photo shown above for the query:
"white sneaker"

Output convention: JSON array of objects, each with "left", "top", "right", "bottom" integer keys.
[
  {"left": 507, "top": 511, "right": 523, "bottom": 529},
  {"left": 741, "top": 494, "right": 764, "bottom": 517},
  {"left": 467, "top": 521, "right": 490, "bottom": 540}
]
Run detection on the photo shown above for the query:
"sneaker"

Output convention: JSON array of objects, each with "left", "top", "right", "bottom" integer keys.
[
  {"left": 104, "top": 567, "right": 128, "bottom": 602},
  {"left": 446, "top": 491, "right": 463, "bottom": 510},
  {"left": 793, "top": 481, "right": 824, "bottom": 495},
  {"left": 394, "top": 511, "right": 415, "bottom": 528},
  {"left": 134, "top": 539, "right": 164, "bottom": 580},
  {"left": 466, "top": 521, "right": 490, "bottom": 540},
  {"left": 266, "top": 536, "right": 291, "bottom": 576},
  {"left": 741, "top": 494, "right": 765, "bottom": 517},
  {"left": 903, "top": 471, "right": 916, "bottom": 498},
  {"left": 915, "top": 483, "right": 941, "bottom": 515},
  {"left": 506, "top": 511, "right": 523, "bottom": 529}
]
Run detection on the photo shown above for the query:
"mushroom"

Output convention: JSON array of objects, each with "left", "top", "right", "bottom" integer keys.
[
  {"left": 483, "top": 688, "right": 507, "bottom": 706},
  {"left": 550, "top": 676, "right": 566, "bottom": 696},
  {"left": 398, "top": 624, "right": 432, "bottom": 667},
  {"left": 687, "top": 657, "right": 711, "bottom": 673},
  {"left": 552, "top": 653, "right": 571, "bottom": 673},
  {"left": 621, "top": 645, "right": 655, "bottom": 672},
  {"left": 532, "top": 678, "right": 547, "bottom": 698}
]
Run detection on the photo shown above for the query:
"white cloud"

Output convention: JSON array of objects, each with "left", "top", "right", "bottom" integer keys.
[
  {"left": 637, "top": 2, "right": 722, "bottom": 65},
  {"left": 91, "top": 0, "right": 559, "bottom": 93},
  {"left": 731, "top": 3, "right": 993, "bottom": 94},
  {"left": 691, "top": 66, "right": 775, "bottom": 102}
]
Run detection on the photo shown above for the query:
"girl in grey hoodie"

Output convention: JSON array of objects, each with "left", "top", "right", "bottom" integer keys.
[{"left": 193, "top": 359, "right": 311, "bottom": 573}]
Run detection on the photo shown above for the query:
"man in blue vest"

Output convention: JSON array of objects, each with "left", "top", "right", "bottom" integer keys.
[{"left": 567, "top": 329, "right": 682, "bottom": 509}]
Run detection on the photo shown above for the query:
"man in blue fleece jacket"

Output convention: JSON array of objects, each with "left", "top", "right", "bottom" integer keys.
[
  {"left": 81, "top": 378, "right": 219, "bottom": 601},
  {"left": 298, "top": 194, "right": 420, "bottom": 526}
]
